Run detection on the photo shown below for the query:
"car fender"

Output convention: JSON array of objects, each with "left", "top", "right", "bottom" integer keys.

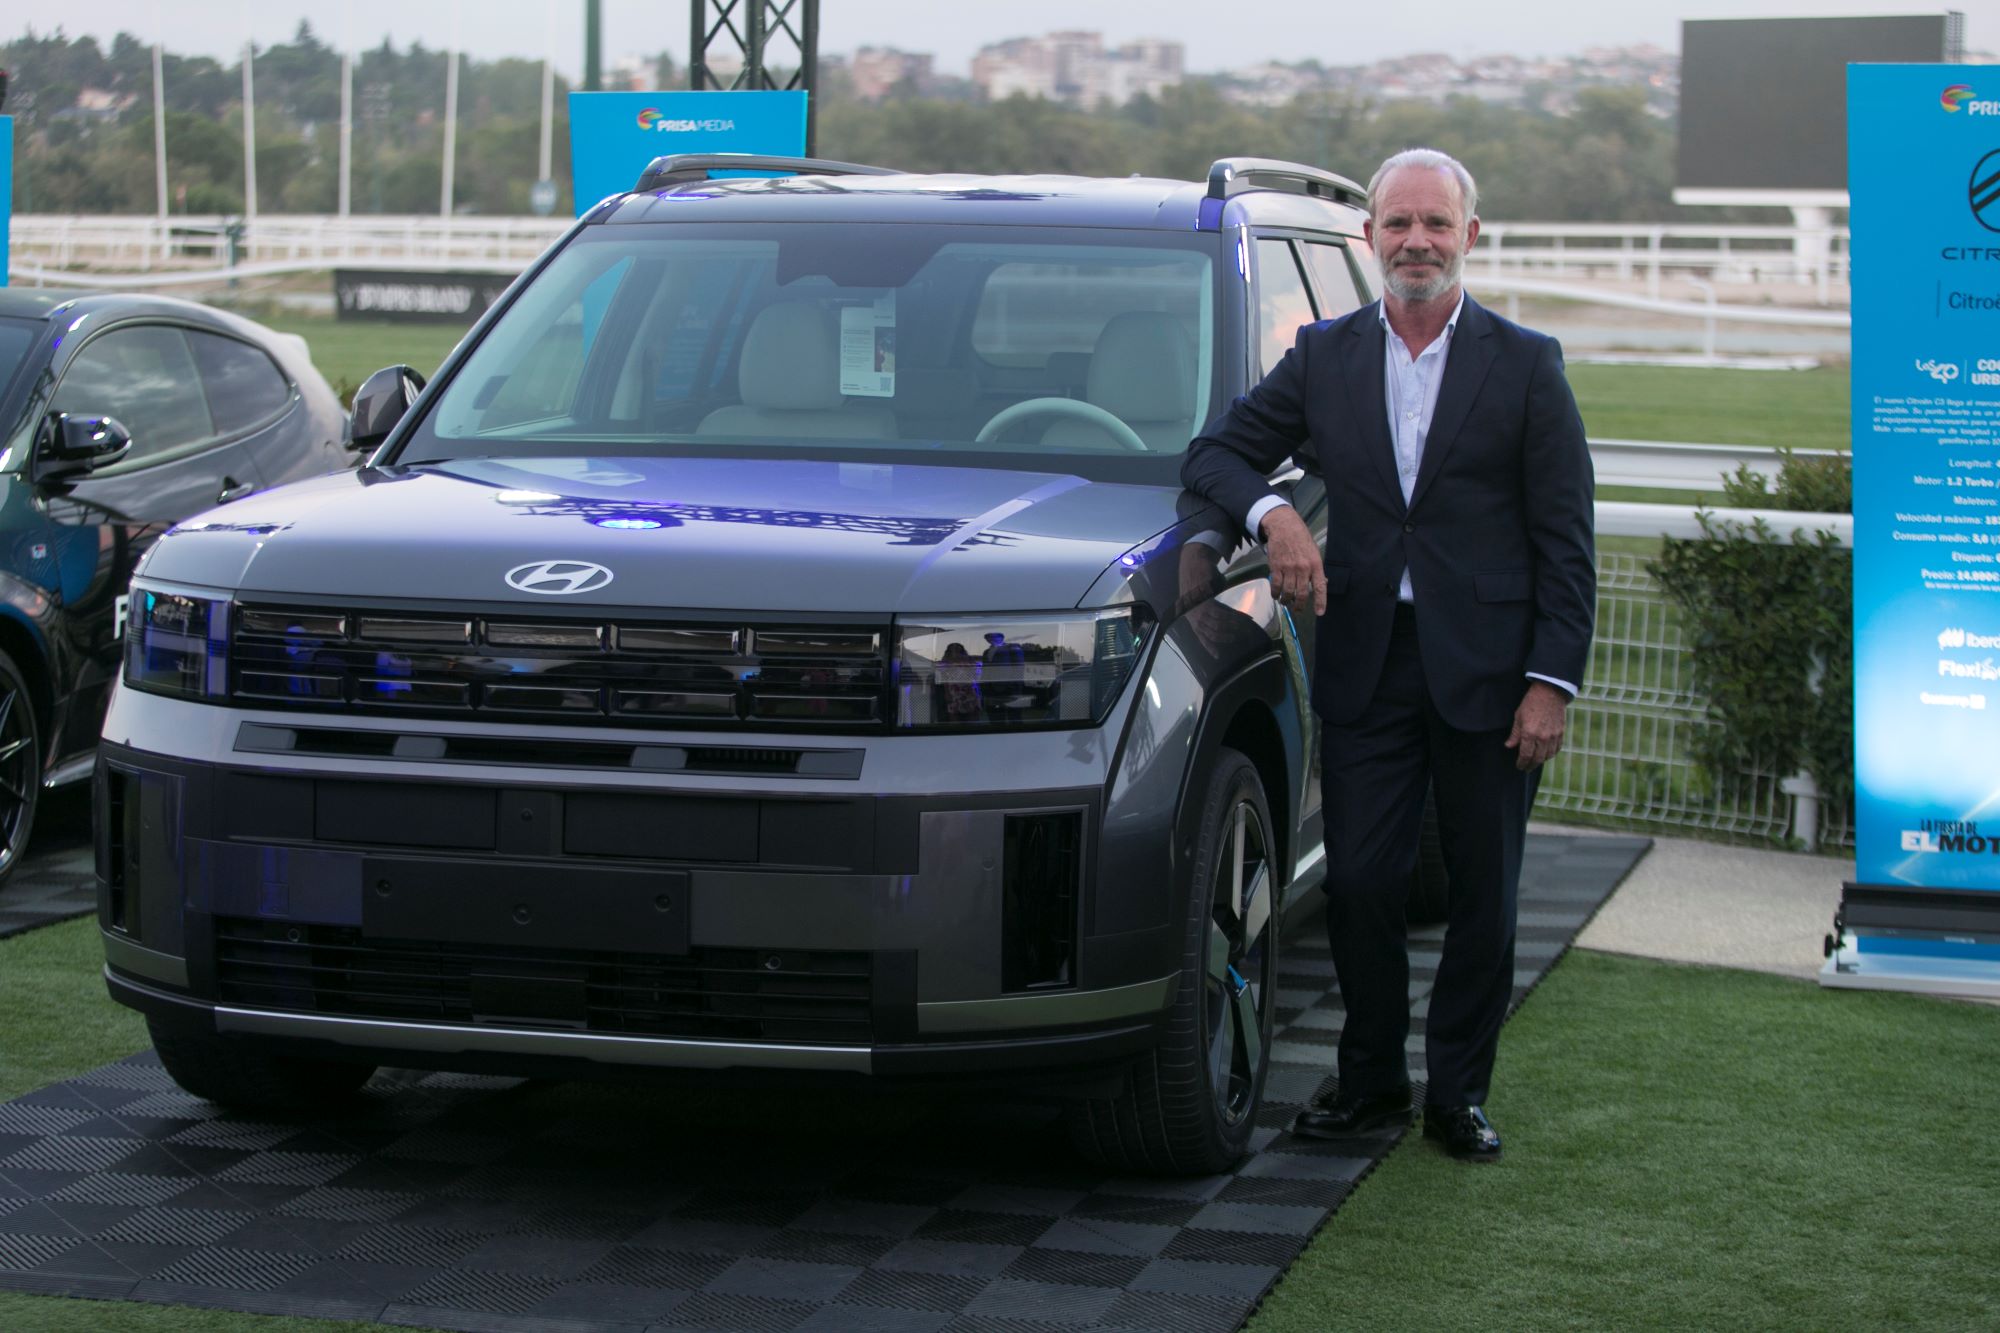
[{"left": 1093, "top": 578, "right": 1302, "bottom": 945}]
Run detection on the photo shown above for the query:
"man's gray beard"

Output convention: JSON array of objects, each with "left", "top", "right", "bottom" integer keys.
[{"left": 1383, "top": 251, "right": 1463, "bottom": 303}]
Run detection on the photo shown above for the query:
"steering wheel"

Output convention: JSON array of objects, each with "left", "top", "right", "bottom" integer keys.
[{"left": 973, "top": 397, "right": 1149, "bottom": 453}]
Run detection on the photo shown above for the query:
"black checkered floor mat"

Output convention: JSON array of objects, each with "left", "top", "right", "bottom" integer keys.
[
  {"left": 0, "top": 833, "right": 1648, "bottom": 1331},
  {"left": 0, "top": 788, "right": 96, "bottom": 942}
]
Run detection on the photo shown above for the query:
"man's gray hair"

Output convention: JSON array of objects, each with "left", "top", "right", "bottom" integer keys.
[{"left": 1367, "top": 148, "right": 1478, "bottom": 220}]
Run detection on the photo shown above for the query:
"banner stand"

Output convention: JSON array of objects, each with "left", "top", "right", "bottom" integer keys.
[
  {"left": 1822, "top": 884, "right": 2000, "bottom": 998},
  {"left": 1837, "top": 63, "right": 2000, "bottom": 997}
]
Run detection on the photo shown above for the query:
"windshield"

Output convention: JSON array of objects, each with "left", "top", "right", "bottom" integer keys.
[{"left": 401, "top": 223, "right": 1221, "bottom": 477}]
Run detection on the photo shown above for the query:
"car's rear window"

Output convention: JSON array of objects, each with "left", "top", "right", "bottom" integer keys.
[{"left": 403, "top": 223, "right": 1222, "bottom": 477}]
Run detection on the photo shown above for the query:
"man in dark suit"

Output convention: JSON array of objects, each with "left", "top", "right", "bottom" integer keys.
[{"left": 1180, "top": 148, "right": 1594, "bottom": 1161}]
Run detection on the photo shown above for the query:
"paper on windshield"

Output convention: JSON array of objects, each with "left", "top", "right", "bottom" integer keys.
[{"left": 839, "top": 293, "right": 896, "bottom": 398}]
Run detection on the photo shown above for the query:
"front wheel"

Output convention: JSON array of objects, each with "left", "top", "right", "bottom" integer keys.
[
  {"left": 149, "top": 1019, "right": 376, "bottom": 1115},
  {"left": 0, "top": 647, "right": 41, "bottom": 886},
  {"left": 1068, "top": 747, "right": 1278, "bottom": 1174}
]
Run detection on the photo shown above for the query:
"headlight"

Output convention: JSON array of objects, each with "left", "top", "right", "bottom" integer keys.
[
  {"left": 124, "top": 584, "right": 231, "bottom": 700},
  {"left": 891, "top": 606, "right": 1152, "bottom": 729}
]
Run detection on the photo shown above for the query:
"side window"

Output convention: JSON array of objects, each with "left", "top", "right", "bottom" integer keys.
[
  {"left": 1348, "top": 237, "right": 1383, "bottom": 300},
  {"left": 187, "top": 329, "right": 293, "bottom": 436},
  {"left": 1254, "top": 239, "right": 1316, "bottom": 377},
  {"left": 1300, "top": 242, "right": 1365, "bottom": 319},
  {"left": 50, "top": 325, "right": 214, "bottom": 463}
]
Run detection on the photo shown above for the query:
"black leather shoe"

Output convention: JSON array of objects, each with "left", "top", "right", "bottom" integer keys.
[
  {"left": 1291, "top": 1085, "right": 1413, "bottom": 1140},
  {"left": 1423, "top": 1104, "right": 1503, "bottom": 1161}
]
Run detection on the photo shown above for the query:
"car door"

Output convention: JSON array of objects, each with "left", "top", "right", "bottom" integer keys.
[
  {"left": 1244, "top": 235, "right": 1337, "bottom": 853},
  {"left": 36, "top": 321, "right": 265, "bottom": 759}
]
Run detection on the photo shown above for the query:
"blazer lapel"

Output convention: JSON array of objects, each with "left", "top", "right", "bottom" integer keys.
[
  {"left": 1341, "top": 304, "right": 1403, "bottom": 506},
  {"left": 1409, "top": 295, "right": 1498, "bottom": 512}
]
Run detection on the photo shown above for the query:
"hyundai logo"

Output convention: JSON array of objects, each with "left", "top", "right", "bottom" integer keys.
[{"left": 504, "top": 560, "right": 614, "bottom": 595}]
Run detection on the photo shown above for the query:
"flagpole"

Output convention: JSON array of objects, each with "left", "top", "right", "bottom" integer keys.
[
  {"left": 152, "top": 41, "right": 168, "bottom": 220},
  {"left": 240, "top": 8, "right": 257, "bottom": 241},
  {"left": 538, "top": 0, "right": 555, "bottom": 187},
  {"left": 338, "top": 2, "right": 353, "bottom": 219},
  {"left": 440, "top": 0, "right": 461, "bottom": 219}
]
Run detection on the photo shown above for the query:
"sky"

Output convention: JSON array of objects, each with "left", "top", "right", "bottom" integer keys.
[{"left": 12, "top": 1, "right": 1993, "bottom": 79}]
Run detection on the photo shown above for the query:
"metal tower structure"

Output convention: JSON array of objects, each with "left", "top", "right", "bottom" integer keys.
[{"left": 688, "top": 1, "right": 821, "bottom": 154}]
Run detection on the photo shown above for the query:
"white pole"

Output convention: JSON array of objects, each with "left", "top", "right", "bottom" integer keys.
[
  {"left": 538, "top": 0, "right": 555, "bottom": 185},
  {"left": 241, "top": 25, "right": 258, "bottom": 236},
  {"left": 440, "top": 3, "right": 461, "bottom": 219},
  {"left": 338, "top": 49, "right": 353, "bottom": 217},
  {"left": 152, "top": 42, "right": 168, "bottom": 222}
]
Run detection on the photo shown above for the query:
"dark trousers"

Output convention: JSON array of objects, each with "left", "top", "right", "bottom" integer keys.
[{"left": 1320, "top": 603, "right": 1537, "bottom": 1108}]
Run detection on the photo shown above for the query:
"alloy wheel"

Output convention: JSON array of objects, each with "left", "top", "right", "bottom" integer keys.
[
  {"left": 0, "top": 683, "right": 37, "bottom": 876},
  {"left": 1204, "top": 795, "right": 1274, "bottom": 1126}
]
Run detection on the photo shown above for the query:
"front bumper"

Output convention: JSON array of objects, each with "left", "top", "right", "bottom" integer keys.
[{"left": 95, "top": 693, "right": 1186, "bottom": 1082}]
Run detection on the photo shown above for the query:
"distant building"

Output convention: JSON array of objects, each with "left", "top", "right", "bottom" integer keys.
[
  {"left": 971, "top": 31, "right": 1184, "bottom": 107},
  {"left": 1209, "top": 43, "right": 1682, "bottom": 118},
  {"left": 848, "top": 46, "right": 935, "bottom": 101}
]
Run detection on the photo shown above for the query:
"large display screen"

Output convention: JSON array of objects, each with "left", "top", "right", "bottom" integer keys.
[{"left": 1680, "top": 16, "right": 1954, "bottom": 192}]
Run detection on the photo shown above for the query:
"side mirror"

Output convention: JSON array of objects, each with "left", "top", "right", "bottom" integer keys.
[
  {"left": 35, "top": 412, "right": 133, "bottom": 480},
  {"left": 349, "top": 365, "right": 427, "bottom": 452}
]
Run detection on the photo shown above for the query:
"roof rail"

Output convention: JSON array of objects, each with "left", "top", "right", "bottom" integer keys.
[
  {"left": 1206, "top": 157, "right": 1368, "bottom": 209},
  {"left": 633, "top": 153, "right": 900, "bottom": 192}
]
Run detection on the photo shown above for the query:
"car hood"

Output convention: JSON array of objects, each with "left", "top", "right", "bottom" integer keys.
[{"left": 138, "top": 455, "right": 1184, "bottom": 613}]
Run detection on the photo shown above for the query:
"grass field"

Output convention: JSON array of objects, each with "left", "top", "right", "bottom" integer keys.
[
  {"left": 1247, "top": 950, "right": 1997, "bottom": 1333},
  {"left": 259, "top": 316, "right": 473, "bottom": 404}
]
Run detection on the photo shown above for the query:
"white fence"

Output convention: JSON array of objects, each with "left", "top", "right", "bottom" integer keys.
[
  {"left": 8, "top": 214, "right": 571, "bottom": 273},
  {"left": 1477, "top": 221, "right": 1850, "bottom": 300},
  {"left": 9, "top": 214, "right": 1850, "bottom": 294}
]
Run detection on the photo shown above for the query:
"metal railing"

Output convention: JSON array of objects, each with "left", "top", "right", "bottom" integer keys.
[
  {"left": 1545, "top": 500, "right": 1853, "bottom": 850},
  {"left": 7, "top": 214, "right": 572, "bottom": 273},
  {"left": 10, "top": 214, "right": 1852, "bottom": 294},
  {"left": 1477, "top": 221, "right": 1851, "bottom": 301}
]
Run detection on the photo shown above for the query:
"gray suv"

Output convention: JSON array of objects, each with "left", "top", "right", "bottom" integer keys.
[{"left": 99, "top": 154, "right": 1376, "bottom": 1174}]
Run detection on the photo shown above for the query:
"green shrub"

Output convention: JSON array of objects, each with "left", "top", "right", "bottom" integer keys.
[{"left": 1652, "top": 450, "right": 1853, "bottom": 843}]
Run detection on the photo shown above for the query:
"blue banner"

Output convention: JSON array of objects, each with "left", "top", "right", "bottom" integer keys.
[
  {"left": 0, "top": 116, "right": 12, "bottom": 288},
  {"left": 567, "top": 91, "right": 807, "bottom": 216},
  {"left": 1851, "top": 66, "right": 2000, "bottom": 888}
]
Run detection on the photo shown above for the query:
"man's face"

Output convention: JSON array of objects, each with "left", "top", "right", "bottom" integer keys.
[{"left": 1364, "top": 165, "right": 1480, "bottom": 304}]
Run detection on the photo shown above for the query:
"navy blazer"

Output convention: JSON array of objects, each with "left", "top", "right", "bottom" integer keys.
[{"left": 1181, "top": 296, "right": 1595, "bottom": 732}]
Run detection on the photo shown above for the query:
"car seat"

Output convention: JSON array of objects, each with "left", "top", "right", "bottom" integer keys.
[
  {"left": 1040, "top": 311, "right": 1197, "bottom": 453},
  {"left": 698, "top": 303, "right": 898, "bottom": 440}
]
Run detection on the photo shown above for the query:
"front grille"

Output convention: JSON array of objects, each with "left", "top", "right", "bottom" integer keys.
[
  {"left": 214, "top": 917, "right": 875, "bottom": 1045},
  {"left": 230, "top": 606, "right": 888, "bottom": 728}
]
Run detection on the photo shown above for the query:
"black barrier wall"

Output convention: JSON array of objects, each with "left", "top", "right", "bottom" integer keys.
[{"left": 334, "top": 270, "right": 514, "bottom": 323}]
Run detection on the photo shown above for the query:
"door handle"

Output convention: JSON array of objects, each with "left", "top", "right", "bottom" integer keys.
[{"left": 216, "top": 477, "right": 257, "bottom": 504}]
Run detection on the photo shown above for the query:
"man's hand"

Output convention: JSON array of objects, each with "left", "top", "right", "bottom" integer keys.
[
  {"left": 1260, "top": 505, "right": 1325, "bottom": 615},
  {"left": 1505, "top": 681, "right": 1570, "bottom": 771}
]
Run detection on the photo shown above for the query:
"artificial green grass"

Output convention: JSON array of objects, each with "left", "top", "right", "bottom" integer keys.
[
  {"left": 0, "top": 1295, "right": 382, "bottom": 1332},
  {"left": 257, "top": 316, "right": 473, "bottom": 401},
  {"left": 1568, "top": 363, "right": 1851, "bottom": 453},
  {"left": 0, "top": 917, "right": 147, "bottom": 1104},
  {"left": 1248, "top": 949, "right": 2000, "bottom": 1332}
]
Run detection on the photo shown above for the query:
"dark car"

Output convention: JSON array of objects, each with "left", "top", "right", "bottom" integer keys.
[
  {"left": 99, "top": 155, "right": 1375, "bottom": 1174},
  {"left": 0, "top": 289, "right": 350, "bottom": 878}
]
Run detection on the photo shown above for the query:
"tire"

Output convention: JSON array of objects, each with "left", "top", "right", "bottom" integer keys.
[
  {"left": 1406, "top": 786, "right": 1450, "bottom": 926},
  {"left": 1067, "top": 747, "right": 1279, "bottom": 1175},
  {"left": 149, "top": 1018, "right": 376, "bottom": 1115},
  {"left": 0, "top": 647, "right": 42, "bottom": 887}
]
